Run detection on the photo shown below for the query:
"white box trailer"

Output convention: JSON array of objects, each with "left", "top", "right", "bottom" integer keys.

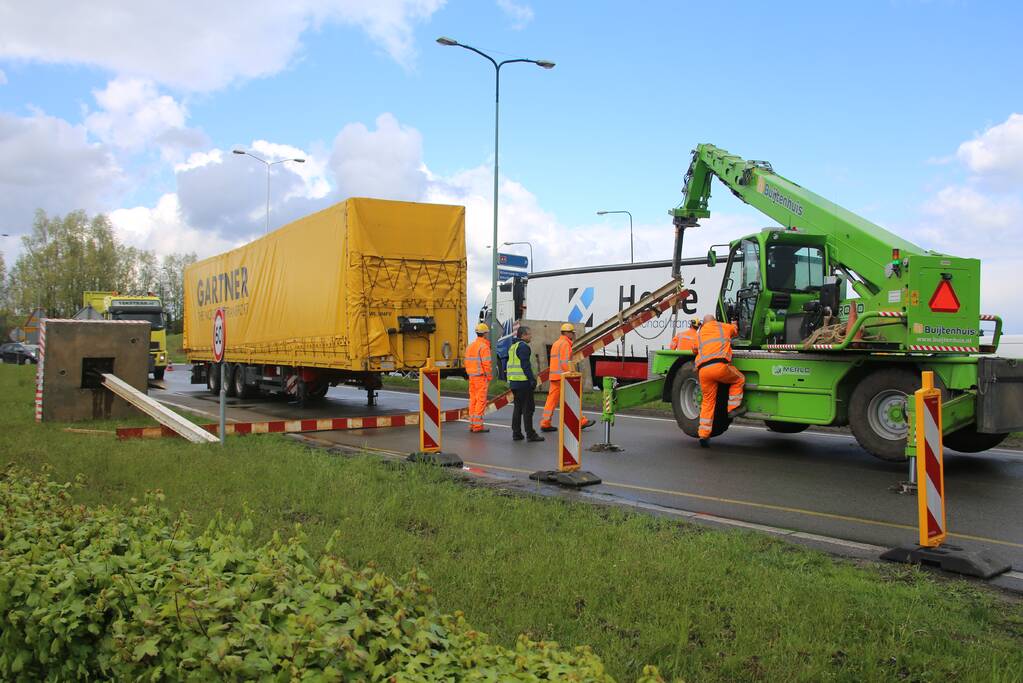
[{"left": 482, "top": 256, "right": 726, "bottom": 381}]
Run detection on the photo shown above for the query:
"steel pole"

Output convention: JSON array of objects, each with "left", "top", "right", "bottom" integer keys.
[
  {"left": 490, "top": 65, "right": 501, "bottom": 352},
  {"left": 628, "top": 212, "right": 634, "bottom": 263},
  {"left": 265, "top": 163, "right": 271, "bottom": 234},
  {"left": 219, "top": 363, "right": 226, "bottom": 445}
]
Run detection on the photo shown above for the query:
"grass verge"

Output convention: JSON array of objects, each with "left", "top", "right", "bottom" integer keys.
[
  {"left": 2, "top": 364, "right": 1021, "bottom": 681},
  {"left": 166, "top": 332, "right": 187, "bottom": 364}
]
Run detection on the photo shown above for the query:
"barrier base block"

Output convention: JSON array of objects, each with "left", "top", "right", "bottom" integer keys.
[
  {"left": 880, "top": 544, "right": 1011, "bottom": 579},
  {"left": 529, "top": 469, "right": 602, "bottom": 488},
  {"left": 588, "top": 442, "right": 624, "bottom": 453},
  {"left": 408, "top": 451, "right": 464, "bottom": 468}
]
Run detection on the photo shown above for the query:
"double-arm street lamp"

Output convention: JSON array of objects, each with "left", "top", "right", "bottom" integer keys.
[
  {"left": 502, "top": 240, "right": 533, "bottom": 272},
  {"left": 596, "top": 210, "right": 634, "bottom": 263},
  {"left": 232, "top": 149, "right": 305, "bottom": 234},
  {"left": 436, "top": 36, "right": 553, "bottom": 348}
]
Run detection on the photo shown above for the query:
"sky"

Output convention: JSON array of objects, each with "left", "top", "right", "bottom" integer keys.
[{"left": 0, "top": 0, "right": 1021, "bottom": 330}]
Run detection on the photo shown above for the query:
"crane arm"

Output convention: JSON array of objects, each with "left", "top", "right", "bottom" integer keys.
[{"left": 671, "top": 144, "right": 929, "bottom": 294}]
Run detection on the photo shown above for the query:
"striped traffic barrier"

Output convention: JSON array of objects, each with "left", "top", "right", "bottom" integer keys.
[
  {"left": 34, "top": 319, "right": 46, "bottom": 422},
  {"left": 530, "top": 371, "right": 601, "bottom": 488},
  {"left": 407, "top": 360, "right": 462, "bottom": 467},
  {"left": 880, "top": 371, "right": 1010, "bottom": 578},
  {"left": 117, "top": 413, "right": 420, "bottom": 439}
]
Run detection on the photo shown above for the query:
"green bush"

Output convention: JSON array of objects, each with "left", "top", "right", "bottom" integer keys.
[{"left": 0, "top": 466, "right": 642, "bottom": 682}]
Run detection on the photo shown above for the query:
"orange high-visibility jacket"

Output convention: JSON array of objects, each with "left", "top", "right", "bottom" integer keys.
[
  {"left": 671, "top": 328, "right": 699, "bottom": 352},
  {"left": 695, "top": 321, "right": 738, "bottom": 368},
  {"left": 548, "top": 334, "right": 574, "bottom": 379},
  {"left": 465, "top": 337, "right": 492, "bottom": 378}
]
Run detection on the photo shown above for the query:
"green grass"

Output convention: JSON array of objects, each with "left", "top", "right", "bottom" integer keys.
[
  {"left": 165, "top": 332, "right": 187, "bottom": 364},
  {"left": 3, "top": 363, "right": 1021, "bottom": 681}
]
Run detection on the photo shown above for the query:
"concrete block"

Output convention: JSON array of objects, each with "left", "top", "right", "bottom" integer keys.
[{"left": 37, "top": 319, "right": 151, "bottom": 422}]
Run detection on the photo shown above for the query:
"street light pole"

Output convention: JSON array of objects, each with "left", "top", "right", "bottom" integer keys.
[
  {"left": 596, "top": 210, "right": 634, "bottom": 263},
  {"left": 232, "top": 150, "right": 306, "bottom": 234},
  {"left": 502, "top": 240, "right": 533, "bottom": 272},
  {"left": 437, "top": 36, "right": 553, "bottom": 351}
]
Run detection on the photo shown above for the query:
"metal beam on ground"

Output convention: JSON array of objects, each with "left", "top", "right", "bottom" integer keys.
[{"left": 101, "top": 373, "right": 218, "bottom": 444}]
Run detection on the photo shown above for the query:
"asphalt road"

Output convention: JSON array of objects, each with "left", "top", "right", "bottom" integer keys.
[{"left": 156, "top": 368, "right": 1023, "bottom": 576}]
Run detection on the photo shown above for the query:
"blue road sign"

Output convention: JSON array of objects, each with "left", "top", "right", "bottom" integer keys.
[
  {"left": 498, "top": 252, "right": 529, "bottom": 269},
  {"left": 498, "top": 268, "right": 527, "bottom": 281}
]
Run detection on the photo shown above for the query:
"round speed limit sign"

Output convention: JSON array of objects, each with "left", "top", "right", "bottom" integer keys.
[{"left": 212, "top": 308, "right": 227, "bottom": 363}]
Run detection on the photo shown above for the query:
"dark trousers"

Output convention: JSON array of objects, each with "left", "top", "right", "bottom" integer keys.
[{"left": 511, "top": 384, "right": 537, "bottom": 437}]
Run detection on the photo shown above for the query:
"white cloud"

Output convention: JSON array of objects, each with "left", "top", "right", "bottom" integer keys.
[
  {"left": 0, "top": 1, "right": 444, "bottom": 91},
  {"left": 109, "top": 193, "right": 244, "bottom": 258},
  {"left": 0, "top": 110, "right": 121, "bottom": 232},
  {"left": 956, "top": 113, "right": 1023, "bottom": 186},
  {"left": 0, "top": 68, "right": 6, "bottom": 85},
  {"left": 84, "top": 77, "right": 206, "bottom": 160},
  {"left": 496, "top": 0, "right": 534, "bottom": 29},
  {"left": 330, "top": 113, "right": 428, "bottom": 201}
]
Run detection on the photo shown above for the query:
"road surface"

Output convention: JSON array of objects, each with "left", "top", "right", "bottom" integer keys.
[{"left": 155, "top": 368, "right": 1023, "bottom": 583}]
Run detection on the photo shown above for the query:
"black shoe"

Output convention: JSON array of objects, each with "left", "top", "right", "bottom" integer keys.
[
  {"left": 699, "top": 438, "right": 710, "bottom": 448},
  {"left": 580, "top": 419, "right": 595, "bottom": 430},
  {"left": 728, "top": 406, "right": 747, "bottom": 418},
  {"left": 527, "top": 433, "right": 545, "bottom": 442},
  {"left": 540, "top": 425, "right": 557, "bottom": 433},
  {"left": 471, "top": 428, "right": 490, "bottom": 434},
  {"left": 512, "top": 433, "right": 524, "bottom": 441}
]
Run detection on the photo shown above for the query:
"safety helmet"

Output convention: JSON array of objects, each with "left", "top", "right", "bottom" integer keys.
[
  {"left": 475, "top": 322, "right": 490, "bottom": 334},
  {"left": 690, "top": 317, "right": 700, "bottom": 328},
  {"left": 560, "top": 323, "right": 575, "bottom": 333}
]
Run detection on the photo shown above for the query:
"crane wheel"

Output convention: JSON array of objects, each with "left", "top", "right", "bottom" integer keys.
[
  {"left": 671, "top": 361, "right": 730, "bottom": 439},
  {"left": 849, "top": 368, "right": 921, "bottom": 462},
  {"left": 943, "top": 426, "right": 1008, "bottom": 453},
  {"left": 764, "top": 420, "right": 809, "bottom": 434}
]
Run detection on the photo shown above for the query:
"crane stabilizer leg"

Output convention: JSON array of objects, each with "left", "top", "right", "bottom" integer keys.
[{"left": 589, "top": 374, "right": 666, "bottom": 453}]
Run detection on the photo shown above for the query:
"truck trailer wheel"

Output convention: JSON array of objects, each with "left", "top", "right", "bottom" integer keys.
[
  {"left": 849, "top": 368, "right": 919, "bottom": 462},
  {"left": 224, "top": 364, "right": 239, "bottom": 398},
  {"left": 764, "top": 420, "right": 809, "bottom": 434},
  {"left": 671, "top": 362, "right": 729, "bottom": 438},
  {"left": 207, "top": 363, "right": 221, "bottom": 395},
  {"left": 153, "top": 367, "right": 166, "bottom": 380},
  {"left": 943, "top": 426, "right": 1009, "bottom": 453},
  {"left": 233, "top": 364, "right": 253, "bottom": 399}
]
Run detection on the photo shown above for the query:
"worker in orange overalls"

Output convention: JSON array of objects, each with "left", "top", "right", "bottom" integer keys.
[
  {"left": 465, "top": 322, "right": 493, "bottom": 433},
  {"left": 695, "top": 313, "right": 745, "bottom": 447},
  {"left": 670, "top": 318, "right": 700, "bottom": 352},
  {"left": 540, "top": 323, "right": 594, "bottom": 432}
]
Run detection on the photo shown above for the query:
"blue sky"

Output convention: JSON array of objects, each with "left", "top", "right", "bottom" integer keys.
[{"left": 0, "top": 0, "right": 1020, "bottom": 328}]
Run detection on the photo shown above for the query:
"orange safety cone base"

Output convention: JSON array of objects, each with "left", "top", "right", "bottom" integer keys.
[
  {"left": 528, "top": 469, "right": 602, "bottom": 488},
  {"left": 880, "top": 544, "right": 1009, "bottom": 579}
]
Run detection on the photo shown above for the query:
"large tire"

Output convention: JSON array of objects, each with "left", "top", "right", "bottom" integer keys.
[
  {"left": 764, "top": 420, "right": 809, "bottom": 434},
  {"left": 207, "top": 363, "right": 221, "bottom": 395},
  {"left": 849, "top": 368, "right": 919, "bottom": 462},
  {"left": 153, "top": 366, "right": 166, "bottom": 380},
  {"left": 671, "top": 361, "right": 730, "bottom": 438},
  {"left": 308, "top": 381, "right": 329, "bottom": 400},
  {"left": 224, "top": 364, "right": 238, "bottom": 398},
  {"left": 944, "top": 426, "right": 1009, "bottom": 453},
  {"left": 233, "top": 363, "right": 252, "bottom": 399}
]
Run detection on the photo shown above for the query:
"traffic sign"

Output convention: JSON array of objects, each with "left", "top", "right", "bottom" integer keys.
[
  {"left": 929, "top": 279, "right": 960, "bottom": 313},
  {"left": 212, "top": 308, "right": 227, "bottom": 362},
  {"left": 498, "top": 252, "right": 528, "bottom": 270},
  {"left": 498, "top": 268, "right": 527, "bottom": 281}
]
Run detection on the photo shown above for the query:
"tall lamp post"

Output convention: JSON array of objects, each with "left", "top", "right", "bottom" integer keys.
[
  {"left": 502, "top": 240, "right": 534, "bottom": 272},
  {"left": 596, "top": 210, "right": 633, "bottom": 263},
  {"left": 232, "top": 149, "right": 305, "bottom": 234},
  {"left": 436, "top": 36, "right": 553, "bottom": 349}
]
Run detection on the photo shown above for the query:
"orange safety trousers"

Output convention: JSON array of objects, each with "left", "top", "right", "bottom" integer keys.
[
  {"left": 698, "top": 362, "right": 745, "bottom": 438},
  {"left": 468, "top": 376, "right": 489, "bottom": 431},
  {"left": 540, "top": 378, "right": 592, "bottom": 429}
]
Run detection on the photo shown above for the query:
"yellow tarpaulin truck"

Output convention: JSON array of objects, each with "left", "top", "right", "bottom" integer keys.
[
  {"left": 184, "top": 198, "right": 468, "bottom": 406},
  {"left": 78, "top": 292, "right": 168, "bottom": 379}
]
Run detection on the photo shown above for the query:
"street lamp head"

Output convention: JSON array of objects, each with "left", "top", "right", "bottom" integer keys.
[
  {"left": 596, "top": 211, "right": 608, "bottom": 216},
  {"left": 535, "top": 60, "right": 556, "bottom": 69},
  {"left": 293, "top": 158, "right": 306, "bottom": 163},
  {"left": 232, "top": 149, "right": 246, "bottom": 155},
  {"left": 436, "top": 36, "right": 458, "bottom": 46}
]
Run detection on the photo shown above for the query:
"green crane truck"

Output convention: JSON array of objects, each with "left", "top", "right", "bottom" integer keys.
[{"left": 603, "top": 144, "right": 1022, "bottom": 461}]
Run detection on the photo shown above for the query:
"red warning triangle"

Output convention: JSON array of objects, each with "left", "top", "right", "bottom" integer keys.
[{"left": 929, "top": 279, "right": 960, "bottom": 313}]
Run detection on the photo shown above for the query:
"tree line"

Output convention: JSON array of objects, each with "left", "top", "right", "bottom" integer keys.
[{"left": 0, "top": 210, "right": 197, "bottom": 336}]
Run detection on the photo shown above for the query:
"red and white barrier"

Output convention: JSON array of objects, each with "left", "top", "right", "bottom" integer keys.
[
  {"left": 117, "top": 413, "right": 418, "bottom": 439},
  {"left": 420, "top": 364, "right": 442, "bottom": 453},
  {"left": 34, "top": 320, "right": 46, "bottom": 422},
  {"left": 915, "top": 371, "right": 946, "bottom": 547},
  {"left": 558, "top": 372, "right": 582, "bottom": 472}
]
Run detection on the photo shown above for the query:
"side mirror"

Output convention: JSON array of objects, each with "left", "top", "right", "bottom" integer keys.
[{"left": 707, "top": 249, "right": 717, "bottom": 268}]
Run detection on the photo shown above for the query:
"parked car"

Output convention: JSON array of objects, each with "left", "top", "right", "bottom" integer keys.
[{"left": 1, "top": 343, "right": 39, "bottom": 364}]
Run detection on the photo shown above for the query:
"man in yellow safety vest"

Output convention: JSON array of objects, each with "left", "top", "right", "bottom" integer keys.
[{"left": 540, "top": 323, "right": 594, "bottom": 432}]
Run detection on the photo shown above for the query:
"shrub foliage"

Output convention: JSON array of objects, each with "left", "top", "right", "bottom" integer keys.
[{"left": 0, "top": 466, "right": 648, "bottom": 682}]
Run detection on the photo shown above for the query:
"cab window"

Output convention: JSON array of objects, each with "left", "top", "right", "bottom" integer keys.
[{"left": 767, "top": 244, "right": 824, "bottom": 292}]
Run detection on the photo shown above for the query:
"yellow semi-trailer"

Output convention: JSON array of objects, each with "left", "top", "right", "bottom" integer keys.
[{"left": 184, "top": 197, "right": 468, "bottom": 406}]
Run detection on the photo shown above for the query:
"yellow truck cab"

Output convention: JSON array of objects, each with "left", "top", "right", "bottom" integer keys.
[{"left": 81, "top": 291, "right": 168, "bottom": 379}]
